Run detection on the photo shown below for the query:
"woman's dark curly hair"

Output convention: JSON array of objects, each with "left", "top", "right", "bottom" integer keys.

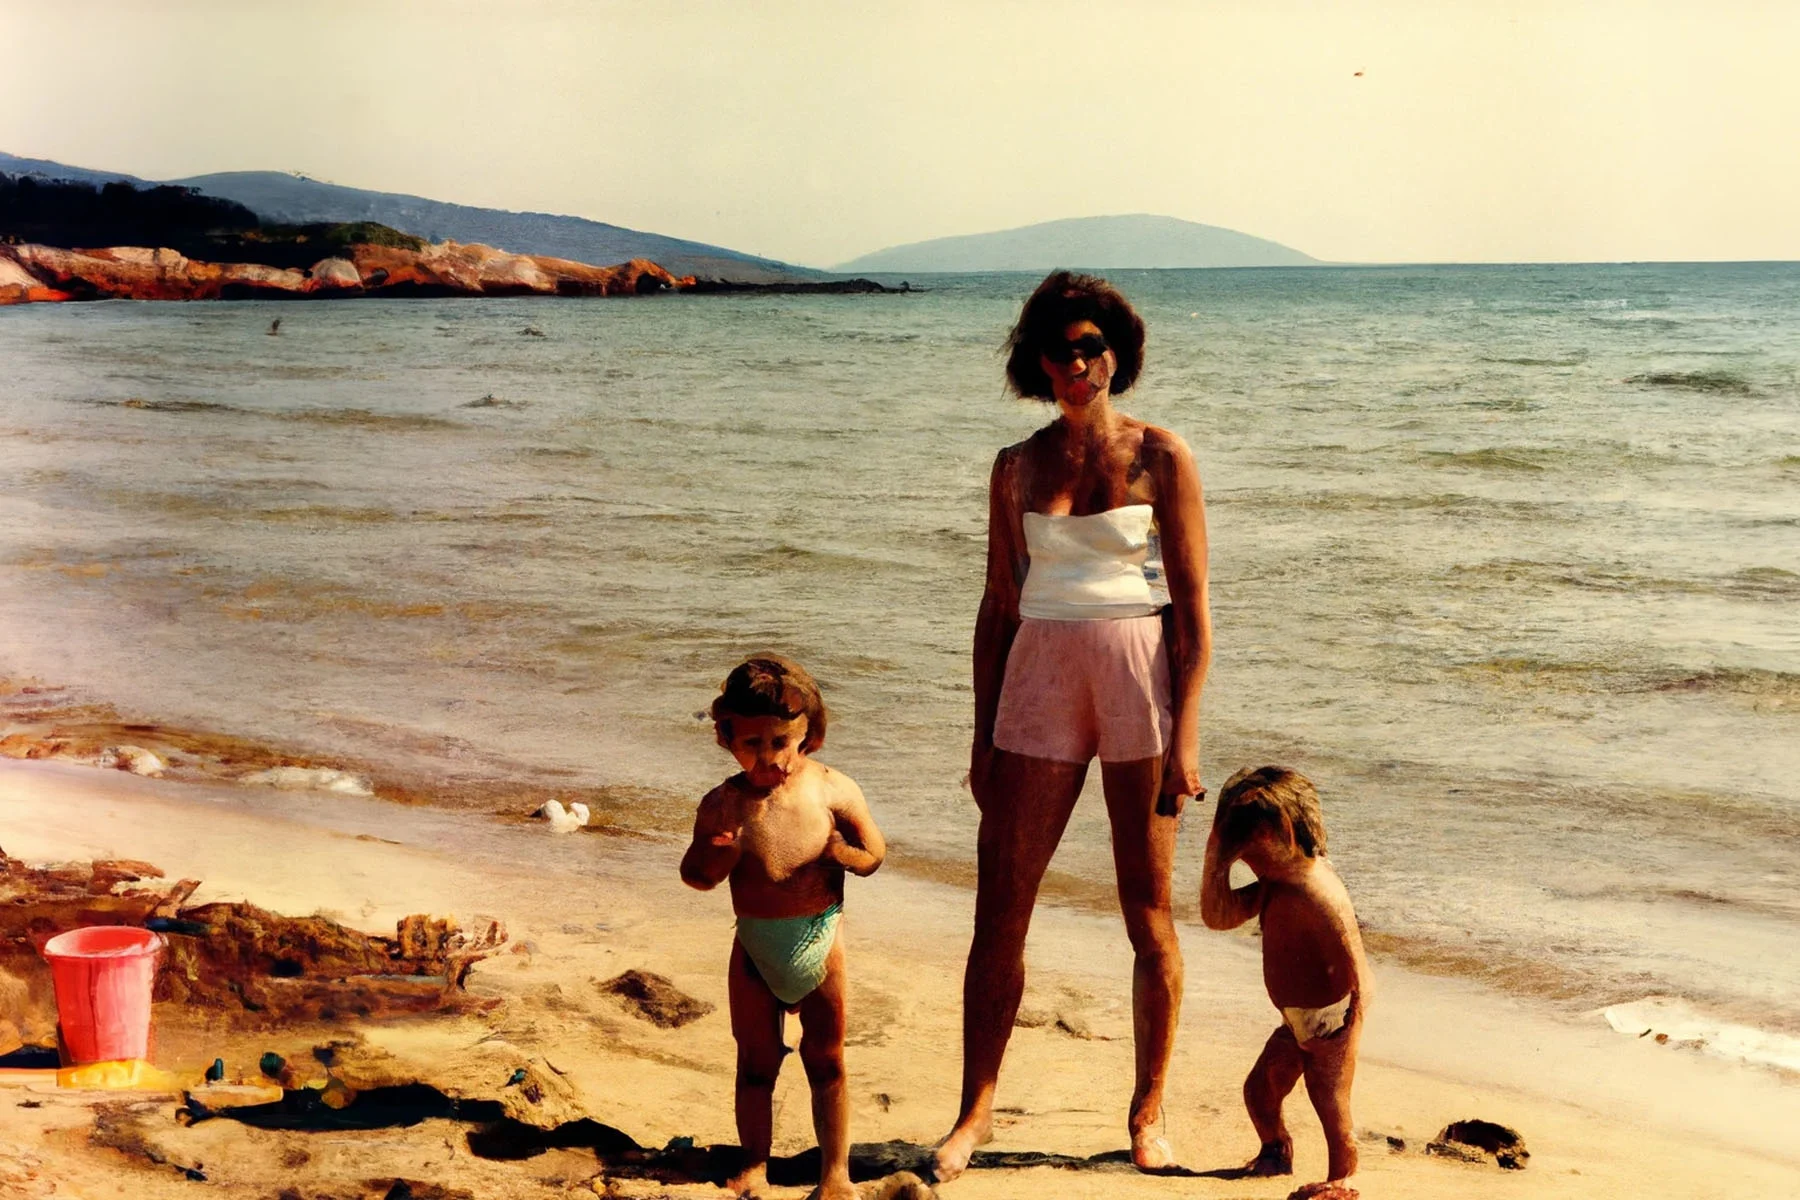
[{"left": 1003, "top": 270, "right": 1146, "bottom": 401}]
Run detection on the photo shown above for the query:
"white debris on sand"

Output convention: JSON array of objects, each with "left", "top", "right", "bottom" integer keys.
[
  {"left": 96, "top": 745, "right": 165, "bottom": 777},
  {"left": 238, "top": 766, "right": 374, "bottom": 795},
  {"left": 537, "top": 799, "right": 589, "bottom": 833}
]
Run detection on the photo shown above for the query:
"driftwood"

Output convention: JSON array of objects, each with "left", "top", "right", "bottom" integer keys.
[{"left": 0, "top": 850, "right": 506, "bottom": 1051}]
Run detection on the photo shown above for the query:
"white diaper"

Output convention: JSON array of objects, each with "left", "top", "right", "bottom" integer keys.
[{"left": 1282, "top": 992, "right": 1354, "bottom": 1043}]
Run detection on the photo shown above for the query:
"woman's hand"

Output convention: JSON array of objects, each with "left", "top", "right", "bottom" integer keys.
[
  {"left": 1160, "top": 734, "right": 1201, "bottom": 807},
  {"left": 967, "top": 741, "right": 998, "bottom": 813}
]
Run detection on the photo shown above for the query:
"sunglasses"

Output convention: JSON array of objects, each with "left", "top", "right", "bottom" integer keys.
[{"left": 1042, "top": 333, "right": 1109, "bottom": 365}]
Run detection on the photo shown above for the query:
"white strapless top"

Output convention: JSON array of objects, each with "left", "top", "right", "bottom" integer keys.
[{"left": 1017, "top": 504, "right": 1170, "bottom": 621}]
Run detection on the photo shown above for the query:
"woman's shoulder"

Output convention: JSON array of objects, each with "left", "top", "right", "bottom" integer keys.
[
  {"left": 991, "top": 433, "right": 1044, "bottom": 482},
  {"left": 1136, "top": 423, "right": 1197, "bottom": 475}
]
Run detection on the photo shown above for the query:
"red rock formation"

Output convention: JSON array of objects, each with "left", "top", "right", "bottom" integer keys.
[{"left": 0, "top": 240, "right": 697, "bottom": 305}]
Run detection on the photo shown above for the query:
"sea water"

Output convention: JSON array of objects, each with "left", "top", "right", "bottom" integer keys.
[{"left": 2, "top": 264, "right": 1797, "bottom": 1070}]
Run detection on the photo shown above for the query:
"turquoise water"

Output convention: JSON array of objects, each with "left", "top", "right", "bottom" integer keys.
[{"left": 2, "top": 264, "right": 1797, "bottom": 1063}]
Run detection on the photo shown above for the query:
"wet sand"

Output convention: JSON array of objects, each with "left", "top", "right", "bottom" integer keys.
[{"left": 3, "top": 757, "right": 1799, "bottom": 1198}]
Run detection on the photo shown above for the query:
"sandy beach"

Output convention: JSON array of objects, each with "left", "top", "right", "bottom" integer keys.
[{"left": 4, "top": 753, "right": 1798, "bottom": 1199}]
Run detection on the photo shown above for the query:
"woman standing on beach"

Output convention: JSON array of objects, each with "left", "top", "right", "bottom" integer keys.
[{"left": 935, "top": 272, "right": 1211, "bottom": 1179}]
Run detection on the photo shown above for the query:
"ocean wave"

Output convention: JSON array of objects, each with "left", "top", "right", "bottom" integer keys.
[
  {"left": 1218, "top": 488, "right": 1573, "bottom": 522},
  {"left": 716, "top": 542, "right": 901, "bottom": 577},
  {"left": 1589, "top": 311, "right": 1684, "bottom": 327},
  {"left": 277, "top": 407, "right": 462, "bottom": 431},
  {"left": 1476, "top": 353, "right": 1589, "bottom": 367},
  {"left": 1450, "top": 559, "right": 1800, "bottom": 601},
  {"left": 1644, "top": 666, "right": 1800, "bottom": 700},
  {"left": 1601, "top": 997, "right": 1800, "bottom": 1075},
  {"left": 88, "top": 397, "right": 248, "bottom": 415},
  {"left": 819, "top": 329, "right": 922, "bottom": 344},
  {"left": 255, "top": 504, "right": 402, "bottom": 525},
  {"left": 1458, "top": 655, "right": 1800, "bottom": 704},
  {"left": 1462, "top": 397, "right": 1542, "bottom": 412},
  {"left": 82, "top": 396, "right": 465, "bottom": 431},
  {"left": 1625, "top": 370, "right": 1758, "bottom": 395},
  {"left": 1419, "top": 447, "right": 1550, "bottom": 472}
]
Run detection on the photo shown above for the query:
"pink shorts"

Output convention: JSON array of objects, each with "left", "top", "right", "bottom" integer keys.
[{"left": 993, "top": 615, "right": 1172, "bottom": 764}]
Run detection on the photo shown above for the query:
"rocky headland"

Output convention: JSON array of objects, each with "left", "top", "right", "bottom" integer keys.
[
  {"left": 0, "top": 173, "right": 897, "bottom": 303},
  {"left": 0, "top": 240, "right": 696, "bottom": 305}
]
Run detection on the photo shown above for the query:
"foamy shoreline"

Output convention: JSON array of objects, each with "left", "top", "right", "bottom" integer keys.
[
  {"left": 7, "top": 670, "right": 1800, "bottom": 1088},
  {"left": 4, "top": 754, "right": 1800, "bottom": 1197}
]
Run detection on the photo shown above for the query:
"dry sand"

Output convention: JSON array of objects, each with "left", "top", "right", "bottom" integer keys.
[{"left": 3, "top": 756, "right": 1798, "bottom": 1199}]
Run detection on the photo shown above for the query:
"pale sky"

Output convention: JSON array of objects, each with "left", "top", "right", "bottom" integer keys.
[{"left": 3, "top": 0, "right": 1797, "bottom": 267}]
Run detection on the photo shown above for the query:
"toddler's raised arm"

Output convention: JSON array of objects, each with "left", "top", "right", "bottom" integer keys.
[{"left": 1200, "top": 794, "right": 1261, "bottom": 929}]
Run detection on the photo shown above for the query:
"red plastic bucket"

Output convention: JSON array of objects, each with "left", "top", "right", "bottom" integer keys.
[{"left": 41, "top": 926, "right": 164, "bottom": 1064}]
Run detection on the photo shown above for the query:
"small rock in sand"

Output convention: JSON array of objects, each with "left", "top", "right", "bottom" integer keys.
[
  {"left": 859, "top": 1171, "right": 934, "bottom": 1200},
  {"left": 1012, "top": 1006, "right": 1092, "bottom": 1038},
  {"left": 1286, "top": 1184, "right": 1358, "bottom": 1200},
  {"left": 97, "top": 745, "right": 165, "bottom": 776},
  {"left": 1427, "top": 1118, "right": 1528, "bottom": 1169},
  {"left": 597, "top": 969, "right": 715, "bottom": 1029}
]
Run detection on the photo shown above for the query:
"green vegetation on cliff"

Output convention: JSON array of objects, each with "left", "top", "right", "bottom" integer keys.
[{"left": 0, "top": 174, "right": 425, "bottom": 268}]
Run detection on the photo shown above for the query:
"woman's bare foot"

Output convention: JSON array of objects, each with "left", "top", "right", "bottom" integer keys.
[
  {"left": 1246, "top": 1138, "right": 1294, "bottom": 1176},
  {"left": 726, "top": 1163, "right": 770, "bottom": 1198},
  {"left": 932, "top": 1114, "right": 992, "bottom": 1182},
  {"left": 806, "top": 1173, "right": 858, "bottom": 1200},
  {"left": 1287, "top": 1181, "right": 1358, "bottom": 1200},
  {"left": 1131, "top": 1126, "right": 1177, "bottom": 1171}
]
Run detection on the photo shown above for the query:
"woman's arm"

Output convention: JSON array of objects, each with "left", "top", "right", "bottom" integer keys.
[
  {"left": 1147, "top": 429, "right": 1211, "bottom": 800},
  {"left": 971, "top": 447, "right": 1027, "bottom": 797}
]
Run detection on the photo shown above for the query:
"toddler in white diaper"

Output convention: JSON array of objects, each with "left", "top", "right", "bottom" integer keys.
[{"left": 1201, "top": 766, "right": 1372, "bottom": 1200}]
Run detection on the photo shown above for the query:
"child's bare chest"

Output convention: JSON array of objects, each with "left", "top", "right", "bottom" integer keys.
[{"left": 738, "top": 788, "right": 833, "bottom": 882}]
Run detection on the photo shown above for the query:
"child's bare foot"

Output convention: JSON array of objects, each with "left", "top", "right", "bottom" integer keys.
[
  {"left": 1246, "top": 1138, "right": 1294, "bottom": 1176},
  {"left": 1131, "top": 1125, "right": 1177, "bottom": 1171},
  {"left": 1287, "top": 1182, "right": 1358, "bottom": 1200},
  {"left": 726, "top": 1163, "right": 770, "bottom": 1198},
  {"left": 932, "top": 1114, "right": 992, "bottom": 1182}
]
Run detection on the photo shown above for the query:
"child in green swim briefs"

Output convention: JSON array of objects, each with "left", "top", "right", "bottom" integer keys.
[{"left": 681, "top": 655, "right": 886, "bottom": 1200}]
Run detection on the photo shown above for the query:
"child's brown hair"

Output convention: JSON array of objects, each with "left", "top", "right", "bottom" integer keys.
[
  {"left": 1219, "top": 765, "right": 1328, "bottom": 858},
  {"left": 711, "top": 655, "right": 828, "bottom": 754}
]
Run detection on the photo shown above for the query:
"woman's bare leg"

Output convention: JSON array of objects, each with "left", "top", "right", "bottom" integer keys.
[
  {"left": 1100, "top": 756, "right": 1184, "bottom": 1170},
  {"left": 934, "top": 749, "right": 1086, "bottom": 1182}
]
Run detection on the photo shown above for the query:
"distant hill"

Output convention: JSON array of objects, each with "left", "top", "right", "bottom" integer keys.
[
  {"left": 0, "top": 152, "right": 813, "bottom": 282},
  {"left": 836, "top": 214, "right": 1319, "bottom": 272},
  {"left": 0, "top": 151, "right": 151, "bottom": 189}
]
